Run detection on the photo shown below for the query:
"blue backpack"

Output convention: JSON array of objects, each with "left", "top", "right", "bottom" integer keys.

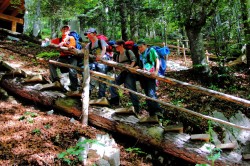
[
  {"left": 68, "top": 31, "right": 83, "bottom": 50},
  {"left": 144, "top": 46, "right": 170, "bottom": 76}
]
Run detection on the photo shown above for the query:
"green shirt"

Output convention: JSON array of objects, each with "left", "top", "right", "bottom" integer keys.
[{"left": 140, "top": 48, "right": 158, "bottom": 71}]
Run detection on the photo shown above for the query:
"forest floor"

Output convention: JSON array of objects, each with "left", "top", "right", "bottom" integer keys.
[{"left": 0, "top": 38, "right": 250, "bottom": 165}]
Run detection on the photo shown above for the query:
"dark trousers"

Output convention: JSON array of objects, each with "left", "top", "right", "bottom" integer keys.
[
  {"left": 110, "top": 71, "right": 139, "bottom": 111},
  {"left": 138, "top": 76, "right": 162, "bottom": 116},
  {"left": 49, "top": 56, "right": 79, "bottom": 91},
  {"left": 89, "top": 62, "right": 108, "bottom": 98}
]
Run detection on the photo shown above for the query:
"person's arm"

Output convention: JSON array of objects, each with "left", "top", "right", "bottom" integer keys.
[{"left": 128, "top": 50, "right": 136, "bottom": 67}]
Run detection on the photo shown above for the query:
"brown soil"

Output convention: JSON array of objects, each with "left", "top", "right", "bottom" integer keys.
[{"left": 0, "top": 39, "right": 249, "bottom": 165}]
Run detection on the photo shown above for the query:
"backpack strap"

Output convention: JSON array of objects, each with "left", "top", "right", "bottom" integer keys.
[
  {"left": 89, "top": 39, "right": 102, "bottom": 53},
  {"left": 146, "top": 47, "right": 152, "bottom": 64},
  {"left": 125, "top": 49, "right": 131, "bottom": 62}
]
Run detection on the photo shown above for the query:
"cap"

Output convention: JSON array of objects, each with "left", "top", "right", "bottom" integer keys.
[
  {"left": 108, "top": 40, "right": 116, "bottom": 46},
  {"left": 84, "top": 28, "right": 97, "bottom": 36},
  {"left": 61, "top": 25, "right": 70, "bottom": 30},
  {"left": 137, "top": 39, "right": 146, "bottom": 46},
  {"left": 113, "top": 39, "right": 125, "bottom": 47}
]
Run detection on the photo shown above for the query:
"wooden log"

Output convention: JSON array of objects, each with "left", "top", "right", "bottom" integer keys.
[
  {"left": 89, "top": 97, "right": 109, "bottom": 106},
  {"left": 0, "top": 28, "right": 41, "bottom": 45},
  {"left": 49, "top": 60, "right": 115, "bottom": 81},
  {"left": 114, "top": 106, "right": 135, "bottom": 114},
  {"left": 216, "top": 142, "right": 237, "bottom": 150},
  {"left": 164, "top": 124, "right": 184, "bottom": 133},
  {"left": 190, "top": 134, "right": 210, "bottom": 142},
  {"left": 243, "top": 154, "right": 250, "bottom": 160},
  {"left": 0, "top": 77, "right": 249, "bottom": 166},
  {"left": 100, "top": 60, "right": 250, "bottom": 108},
  {"left": 40, "top": 81, "right": 63, "bottom": 90},
  {"left": 81, "top": 49, "right": 90, "bottom": 125},
  {"left": 23, "top": 74, "right": 43, "bottom": 83}
]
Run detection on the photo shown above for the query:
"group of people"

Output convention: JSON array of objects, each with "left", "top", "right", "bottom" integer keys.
[{"left": 48, "top": 25, "right": 163, "bottom": 123}]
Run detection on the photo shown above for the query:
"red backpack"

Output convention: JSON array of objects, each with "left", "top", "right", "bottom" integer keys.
[
  {"left": 97, "top": 34, "right": 108, "bottom": 42},
  {"left": 124, "top": 40, "right": 139, "bottom": 65}
]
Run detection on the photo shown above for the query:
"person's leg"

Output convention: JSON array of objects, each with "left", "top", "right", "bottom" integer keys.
[
  {"left": 144, "top": 78, "right": 162, "bottom": 116},
  {"left": 68, "top": 57, "right": 79, "bottom": 91},
  {"left": 49, "top": 56, "right": 66, "bottom": 82},
  {"left": 109, "top": 71, "right": 126, "bottom": 105},
  {"left": 124, "top": 73, "right": 139, "bottom": 112},
  {"left": 96, "top": 63, "right": 108, "bottom": 98}
]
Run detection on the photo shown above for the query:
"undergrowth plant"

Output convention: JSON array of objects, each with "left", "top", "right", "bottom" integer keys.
[
  {"left": 18, "top": 111, "right": 38, "bottom": 123},
  {"left": 57, "top": 139, "right": 99, "bottom": 165},
  {"left": 125, "top": 147, "right": 146, "bottom": 156},
  {"left": 37, "top": 52, "right": 59, "bottom": 59},
  {"left": 196, "top": 120, "right": 221, "bottom": 166},
  {"left": 31, "top": 128, "right": 41, "bottom": 135}
]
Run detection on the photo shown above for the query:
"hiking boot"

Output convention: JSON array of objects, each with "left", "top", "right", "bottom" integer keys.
[
  {"left": 68, "top": 85, "right": 78, "bottom": 91},
  {"left": 138, "top": 115, "right": 159, "bottom": 123},
  {"left": 108, "top": 96, "right": 120, "bottom": 106}
]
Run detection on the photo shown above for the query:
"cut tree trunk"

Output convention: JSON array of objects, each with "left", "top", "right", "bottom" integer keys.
[{"left": 0, "top": 76, "right": 249, "bottom": 166}]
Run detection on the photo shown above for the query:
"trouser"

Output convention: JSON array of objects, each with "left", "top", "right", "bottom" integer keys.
[
  {"left": 110, "top": 71, "right": 139, "bottom": 111},
  {"left": 138, "top": 75, "right": 162, "bottom": 116},
  {"left": 89, "top": 62, "right": 108, "bottom": 98},
  {"left": 49, "top": 55, "right": 79, "bottom": 91}
]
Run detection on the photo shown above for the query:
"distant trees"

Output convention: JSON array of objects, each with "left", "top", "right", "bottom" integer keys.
[{"left": 23, "top": 0, "right": 250, "bottom": 70}]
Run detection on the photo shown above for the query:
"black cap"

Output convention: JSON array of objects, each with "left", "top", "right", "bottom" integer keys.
[{"left": 113, "top": 39, "right": 125, "bottom": 47}]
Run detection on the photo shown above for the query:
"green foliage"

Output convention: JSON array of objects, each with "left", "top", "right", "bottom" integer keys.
[
  {"left": 209, "top": 84, "right": 220, "bottom": 91},
  {"left": 171, "top": 98, "right": 184, "bottom": 107},
  {"left": 195, "top": 164, "right": 210, "bottom": 166},
  {"left": 41, "top": 28, "right": 51, "bottom": 39},
  {"left": 204, "top": 121, "right": 222, "bottom": 166},
  {"left": 118, "top": 89, "right": 124, "bottom": 98},
  {"left": 125, "top": 147, "right": 146, "bottom": 155},
  {"left": 32, "top": 128, "right": 41, "bottom": 135},
  {"left": 19, "top": 111, "right": 38, "bottom": 123},
  {"left": 44, "top": 124, "right": 51, "bottom": 129},
  {"left": 206, "top": 146, "right": 221, "bottom": 166},
  {"left": 58, "top": 139, "right": 98, "bottom": 165},
  {"left": 37, "top": 52, "right": 59, "bottom": 59},
  {"left": 9, "top": 55, "right": 14, "bottom": 60},
  {"left": 10, "top": 0, "right": 21, "bottom": 5}
]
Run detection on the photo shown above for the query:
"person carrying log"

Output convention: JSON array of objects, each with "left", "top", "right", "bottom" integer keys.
[
  {"left": 48, "top": 25, "right": 80, "bottom": 91},
  {"left": 136, "top": 39, "right": 164, "bottom": 123},
  {"left": 84, "top": 28, "right": 109, "bottom": 98},
  {"left": 109, "top": 39, "right": 140, "bottom": 113}
]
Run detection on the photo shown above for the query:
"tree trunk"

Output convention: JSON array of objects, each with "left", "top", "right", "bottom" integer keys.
[
  {"left": 32, "top": 0, "right": 41, "bottom": 38},
  {"left": 240, "top": 0, "right": 250, "bottom": 67},
  {"left": 117, "top": 0, "right": 128, "bottom": 41},
  {"left": 186, "top": 26, "right": 211, "bottom": 74}
]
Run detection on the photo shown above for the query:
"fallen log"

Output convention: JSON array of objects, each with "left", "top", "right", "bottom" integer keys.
[
  {"left": 1, "top": 77, "right": 249, "bottom": 166},
  {"left": 0, "top": 28, "right": 41, "bottom": 45}
]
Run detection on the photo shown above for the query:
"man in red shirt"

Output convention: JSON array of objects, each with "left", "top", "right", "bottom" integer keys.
[{"left": 49, "top": 25, "right": 79, "bottom": 91}]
